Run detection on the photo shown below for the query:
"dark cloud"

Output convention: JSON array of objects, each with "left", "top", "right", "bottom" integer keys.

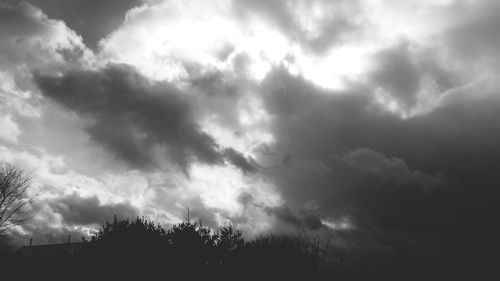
[
  {"left": 8, "top": 195, "right": 111, "bottom": 246},
  {"left": 237, "top": 192, "right": 253, "bottom": 206},
  {"left": 0, "top": 1, "right": 49, "bottom": 37},
  {"left": 223, "top": 148, "right": 258, "bottom": 173},
  {"left": 370, "top": 42, "right": 421, "bottom": 108},
  {"left": 33, "top": 63, "right": 242, "bottom": 171},
  {"left": 341, "top": 148, "right": 444, "bottom": 189},
  {"left": 47, "top": 193, "right": 139, "bottom": 226},
  {"left": 367, "top": 41, "right": 462, "bottom": 111},
  {"left": 0, "top": 1, "right": 88, "bottom": 73},
  {"left": 259, "top": 67, "right": 500, "bottom": 238},
  {"left": 252, "top": 67, "right": 500, "bottom": 278},
  {"left": 189, "top": 70, "right": 242, "bottom": 98},
  {"left": 9, "top": 193, "right": 138, "bottom": 246},
  {"left": 237, "top": 191, "right": 323, "bottom": 231},
  {"left": 300, "top": 211, "right": 323, "bottom": 230},
  {"left": 263, "top": 206, "right": 323, "bottom": 231},
  {"left": 1, "top": 0, "right": 143, "bottom": 50},
  {"left": 260, "top": 67, "right": 375, "bottom": 160},
  {"left": 187, "top": 70, "right": 247, "bottom": 129}
]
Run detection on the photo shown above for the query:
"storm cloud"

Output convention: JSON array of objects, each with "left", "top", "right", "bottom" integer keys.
[
  {"left": 47, "top": 193, "right": 139, "bottom": 226},
  {"left": 258, "top": 67, "right": 500, "bottom": 238},
  {"left": 341, "top": 148, "right": 444, "bottom": 189},
  {"left": 263, "top": 206, "right": 323, "bottom": 231},
  {"left": 34, "top": 63, "right": 254, "bottom": 171}
]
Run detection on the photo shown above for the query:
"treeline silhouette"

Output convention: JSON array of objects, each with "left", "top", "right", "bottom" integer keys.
[{"left": 4, "top": 216, "right": 336, "bottom": 280}]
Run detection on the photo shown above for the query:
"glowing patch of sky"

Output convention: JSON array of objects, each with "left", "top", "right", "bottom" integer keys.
[{"left": 188, "top": 163, "right": 281, "bottom": 217}]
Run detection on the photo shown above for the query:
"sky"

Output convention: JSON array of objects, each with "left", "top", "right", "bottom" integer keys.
[{"left": 1, "top": 0, "right": 500, "bottom": 276}]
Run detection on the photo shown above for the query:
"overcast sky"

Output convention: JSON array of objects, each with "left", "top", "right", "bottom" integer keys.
[{"left": 1, "top": 0, "right": 499, "bottom": 274}]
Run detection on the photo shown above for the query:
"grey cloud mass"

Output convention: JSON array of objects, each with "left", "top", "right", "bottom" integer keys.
[
  {"left": 47, "top": 193, "right": 139, "bottom": 226},
  {"left": 34, "top": 64, "right": 253, "bottom": 172},
  {"left": 370, "top": 43, "right": 421, "bottom": 109},
  {"left": 8, "top": 193, "right": 138, "bottom": 245},
  {"left": 223, "top": 148, "right": 258, "bottom": 173},
  {"left": 0, "top": 2, "right": 88, "bottom": 74},
  {"left": 2, "top": 0, "right": 142, "bottom": 49},
  {"left": 263, "top": 206, "right": 323, "bottom": 231},
  {"left": 259, "top": 68, "right": 500, "bottom": 238},
  {"left": 34, "top": 64, "right": 218, "bottom": 169},
  {"left": 342, "top": 148, "right": 444, "bottom": 189},
  {"left": 253, "top": 67, "right": 500, "bottom": 278}
]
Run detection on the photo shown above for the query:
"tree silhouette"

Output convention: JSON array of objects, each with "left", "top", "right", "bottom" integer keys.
[
  {"left": 217, "top": 223, "right": 244, "bottom": 253},
  {"left": 228, "top": 233, "right": 334, "bottom": 281},
  {"left": 0, "top": 163, "right": 34, "bottom": 234},
  {"left": 91, "top": 215, "right": 166, "bottom": 245},
  {"left": 7, "top": 215, "right": 336, "bottom": 280}
]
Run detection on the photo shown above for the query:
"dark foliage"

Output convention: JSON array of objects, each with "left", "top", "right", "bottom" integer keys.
[{"left": 4, "top": 216, "right": 336, "bottom": 280}]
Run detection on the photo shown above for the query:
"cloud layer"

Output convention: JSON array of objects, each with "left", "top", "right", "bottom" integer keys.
[{"left": 35, "top": 64, "right": 223, "bottom": 170}]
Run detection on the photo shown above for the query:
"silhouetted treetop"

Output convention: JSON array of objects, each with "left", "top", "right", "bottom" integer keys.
[{"left": 7, "top": 215, "right": 336, "bottom": 280}]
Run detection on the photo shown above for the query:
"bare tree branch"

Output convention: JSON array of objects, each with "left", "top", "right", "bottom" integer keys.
[{"left": 0, "top": 163, "right": 34, "bottom": 234}]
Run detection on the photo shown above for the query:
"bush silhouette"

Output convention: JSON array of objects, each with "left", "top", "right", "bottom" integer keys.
[{"left": 7, "top": 216, "right": 335, "bottom": 280}]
